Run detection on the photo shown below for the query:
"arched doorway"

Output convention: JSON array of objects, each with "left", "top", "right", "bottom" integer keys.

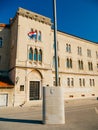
[{"left": 27, "top": 69, "right": 43, "bottom": 101}]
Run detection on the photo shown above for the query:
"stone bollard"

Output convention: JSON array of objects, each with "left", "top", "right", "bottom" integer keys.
[{"left": 43, "top": 86, "right": 65, "bottom": 124}]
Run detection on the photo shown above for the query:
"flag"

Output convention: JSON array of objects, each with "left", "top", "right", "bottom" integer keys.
[{"left": 28, "top": 31, "right": 37, "bottom": 38}]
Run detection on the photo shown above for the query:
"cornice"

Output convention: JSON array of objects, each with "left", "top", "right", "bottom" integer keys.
[{"left": 17, "top": 7, "right": 52, "bottom": 26}]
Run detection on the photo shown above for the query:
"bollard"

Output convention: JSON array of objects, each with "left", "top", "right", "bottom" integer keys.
[{"left": 43, "top": 86, "right": 65, "bottom": 124}]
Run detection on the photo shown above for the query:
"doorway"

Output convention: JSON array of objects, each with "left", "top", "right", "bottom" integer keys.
[{"left": 29, "top": 81, "right": 40, "bottom": 100}]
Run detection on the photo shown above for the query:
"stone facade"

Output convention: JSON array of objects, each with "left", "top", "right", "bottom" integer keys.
[{"left": 0, "top": 7, "right": 98, "bottom": 106}]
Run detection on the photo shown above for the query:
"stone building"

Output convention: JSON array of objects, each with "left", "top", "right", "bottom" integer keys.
[{"left": 0, "top": 7, "right": 98, "bottom": 107}]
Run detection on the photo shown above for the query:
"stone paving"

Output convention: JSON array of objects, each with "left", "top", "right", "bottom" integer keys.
[{"left": 0, "top": 99, "right": 98, "bottom": 130}]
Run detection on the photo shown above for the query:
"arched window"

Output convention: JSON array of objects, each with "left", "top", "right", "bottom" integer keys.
[
  {"left": 66, "top": 58, "right": 70, "bottom": 68},
  {"left": 38, "top": 31, "right": 41, "bottom": 41},
  {"left": 66, "top": 44, "right": 71, "bottom": 53},
  {"left": 92, "top": 79, "right": 95, "bottom": 86},
  {"left": 58, "top": 56, "right": 60, "bottom": 67},
  {"left": 88, "top": 62, "right": 90, "bottom": 70},
  {"left": 77, "top": 47, "right": 79, "bottom": 55},
  {"left": 39, "top": 49, "right": 42, "bottom": 62},
  {"left": 70, "top": 59, "right": 72, "bottom": 68},
  {"left": 79, "top": 78, "right": 82, "bottom": 86},
  {"left": 69, "top": 44, "right": 71, "bottom": 53},
  {"left": 35, "top": 30, "right": 37, "bottom": 41},
  {"left": 88, "top": 62, "right": 93, "bottom": 71},
  {"left": 66, "top": 44, "right": 68, "bottom": 52},
  {"left": 91, "top": 62, "right": 93, "bottom": 70},
  {"left": 34, "top": 48, "right": 38, "bottom": 61},
  {"left": 81, "top": 61, "right": 83, "bottom": 70},
  {"left": 0, "top": 37, "right": 2, "bottom": 47},
  {"left": 29, "top": 47, "right": 33, "bottom": 60},
  {"left": 78, "top": 60, "right": 83, "bottom": 70},
  {"left": 66, "top": 58, "right": 72, "bottom": 68},
  {"left": 78, "top": 60, "right": 81, "bottom": 69},
  {"left": 90, "top": 79, "right": 92, "bottom": 86},
  {"left": 83, "top": 79, "right": 85, "bottom": 86}
]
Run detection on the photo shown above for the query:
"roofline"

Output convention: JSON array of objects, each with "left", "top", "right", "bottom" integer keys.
[
  {"left": 0, "top": 23, "right": 10, "bottom": 28},
  {"left": 52, "top": 29, "right": 98, "bottom": 45},
  {"left": 17, "top": 7, "right": 52, "bottom": 26}
]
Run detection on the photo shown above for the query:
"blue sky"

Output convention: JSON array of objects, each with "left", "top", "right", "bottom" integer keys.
[{"left": 1, "top": 0, "right": 98, "bottom": 42}]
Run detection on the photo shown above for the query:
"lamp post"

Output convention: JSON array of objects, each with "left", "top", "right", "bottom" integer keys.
[{"left": 53, "top": 0, "right": 59, "bottom": 86}]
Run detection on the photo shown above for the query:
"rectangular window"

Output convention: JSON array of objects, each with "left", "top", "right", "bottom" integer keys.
[
  {"left": 79, "top": 78, "right": 82, "bottom": 86},
  {"left": 87, "top": 49, "right": 91, "bottom": 57},
  {"left": 66, "top": 44, "right": 69, "bottom": 52},
  {"left": 67, "top": 78, "right": 74, "bottom": 87},
  {"left": 90, "top": 79, "right": 92, "bottom": 86},
  {"left": 71, "top": 78, "right": 74, "bottom": 87},
  {"left": 38, "top": 31, "right": 41, "bottom": 41},
  {"left": 77, "top": 47, "right": 82, "bottom": 55},
  {"left": 66, "top": 44, "right": 71, "bottom": 53},
  {"left": 20, "top": 85, "right": 24, "bottom": 91},
  {"left": 96, "top": 51, "right": 98, "bottom": 59},
  {"left": 67, "top": 78, "right": 70, "bottom": 87},
  {"left": 97, "top": 64, "right": 98, "bottom": 69},
  {"left": 88, "top": 62, "right": 93, "bottom": 71},
  {"left": 79, "top": 78, "right": 85, "bottom": 87},
  {"left": 83, "top": 79, "right": 85, "bottom": 86},
  {"left": 92, "top": 79, "right": 95, "bottom": 86},
  {"left": 90, "top": 79, "right": 95, "bottom": 87}
]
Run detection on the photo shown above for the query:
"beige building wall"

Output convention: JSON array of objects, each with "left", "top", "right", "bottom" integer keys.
[
  {"left": 51, "top": 31, "right": 98, "bottom": 99},
  {"left": 9, "top": 15, "right": 19, "bottom": 84},
  {"left": 0, "top": 25, "right": 10, "bottom": 72}
]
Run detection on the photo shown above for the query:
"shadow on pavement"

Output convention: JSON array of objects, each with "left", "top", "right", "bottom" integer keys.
[{"left": 0, "top": 118, "right": 42, "bottom": 124}]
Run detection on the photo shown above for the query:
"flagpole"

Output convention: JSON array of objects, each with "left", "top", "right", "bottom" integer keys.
[
  {"left": 42, "top": 1, "right": 65, "bottom": 124},
  {"left": 53, "top": 0, "right": 59, "bottom": 87}
]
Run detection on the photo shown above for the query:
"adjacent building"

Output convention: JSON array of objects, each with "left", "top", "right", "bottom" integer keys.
[{"left": 0, "top": 7, "right": 98, "bottom": 107}]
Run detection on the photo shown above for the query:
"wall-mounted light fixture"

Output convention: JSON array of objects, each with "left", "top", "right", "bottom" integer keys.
[{"left": 16, "top": 76, "right": 19, "bottom": 84}]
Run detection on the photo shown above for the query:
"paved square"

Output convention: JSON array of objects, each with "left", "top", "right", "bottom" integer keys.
[{"left": 0, "top": 99, "right": 98, "bottom": 130}]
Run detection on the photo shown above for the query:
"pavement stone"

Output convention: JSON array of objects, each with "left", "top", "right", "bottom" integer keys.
[{"left": 0, "top": 99, "right": 98, "bottom": 130}]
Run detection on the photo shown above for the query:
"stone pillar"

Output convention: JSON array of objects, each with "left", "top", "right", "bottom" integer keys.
[{"left": 43, "top": 87, "right": 65, "bottom": 124}]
